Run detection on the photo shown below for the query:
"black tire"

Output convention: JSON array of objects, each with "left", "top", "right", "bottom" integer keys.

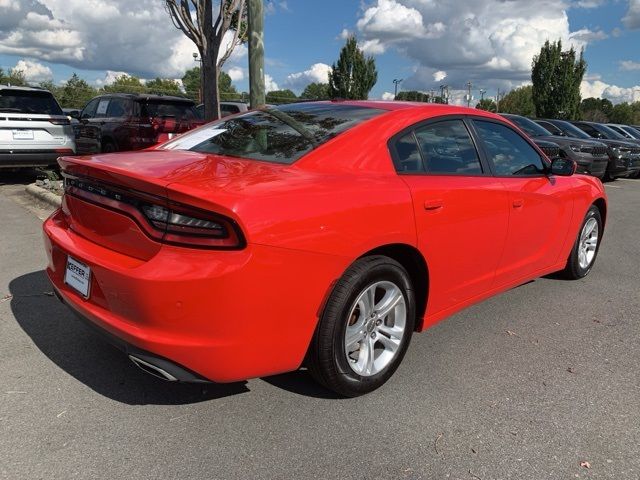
[
  {"left": 562, "top": 205, "right": 603, "bottom": 280},
  {"left": 306, "top": 256, "right": 416, "bottom": 397},
  {"left": 101, "top": 139, "right": 117, "bottom": 153}
]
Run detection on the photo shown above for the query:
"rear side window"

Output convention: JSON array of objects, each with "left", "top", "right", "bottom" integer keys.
[
  {"left": 0, "top": 90, "right": 63, "bottom": 115},
  {"left": 163, "top": 104, "right": 384, "bottom": 164},
  {"left": 392, "top": 133, "right": 423, "bottom": 173},
  {"left": 95, "top": 99, "right": 110, "bottom": 118},
  {"left": 474, "top": 120, "right": 546, "bottom": 176},
  {"left": 414, "top": 120, "right": 483, "bottom": 174},
  {"left": 106, "top": 98, "right": 130, "bottom": 117},
  {"left": 141, "top": 101, "right": 198, "bottom": 121},
  {"left": 221, "top": 104, "right": 240, "bottom": 116}
]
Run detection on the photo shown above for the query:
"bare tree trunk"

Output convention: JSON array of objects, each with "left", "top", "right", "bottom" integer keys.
[{"left": 202, "top": 46, "right": 220, "bottom": 120}]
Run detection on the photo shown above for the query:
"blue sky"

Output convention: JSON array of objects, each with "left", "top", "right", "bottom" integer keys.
[{"left": 1, "top": 0, "right": 639, "bottom": 103}]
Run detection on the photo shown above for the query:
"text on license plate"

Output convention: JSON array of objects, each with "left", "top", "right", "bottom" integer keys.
[
  {"left": 12, "top": 129, "right": 34, "bottom": 140},
  {"left": 64, "top": 256, "right": 91, "bottom": 297}
]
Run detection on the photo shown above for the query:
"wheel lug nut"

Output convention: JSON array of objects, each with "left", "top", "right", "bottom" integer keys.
[
  {"left": 371, "top": 332, "right": 376, "bottom": 338},
  {"left": 376, "top": 319, "right": 382, "bottom": 326}
]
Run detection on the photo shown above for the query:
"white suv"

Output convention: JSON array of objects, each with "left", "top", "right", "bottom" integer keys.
[{"left": 0, "top": 85, "right": 75, "bottom": 168}]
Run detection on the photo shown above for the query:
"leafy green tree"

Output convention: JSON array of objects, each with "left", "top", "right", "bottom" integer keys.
[
  {"left": 182, "top": 67, "right": 201, "bottom": 100},
  {"left": 181, "top": 68, "right": 237, "bottom": 101},
  {"left": 328, "top": 36, "right": 377, "bottom": 100},
  {"left": 580, "top": 97, "right": 613, "bottom": 122},
  {"left": 38, "top": 80, "right": 61, "bottom": 98},
  {"left": 146, "top": 78, "right": 182, "bottom": 96},
  {"left": 57, "top": 74, "right": 97, "bottom": 108},
  {"left": 531, "top": 40, "right": 586, "bottom": 119},
  {"left": 0, "top": 68, "right": 27, "bottom": 86},
  {"left": 476, "top": 98, "right": 497, "bottom": 112},
  {"left": 395, "top": 90, "right": 430, "bottom": 102},
  {"left": 499, "top": 85, "right": 535, "bottom": 116},
  {"left": 609, "top": 102, "right": 634, "bottom": 124},
  {"left": 266, "top": 89, "right": 297, "bottom": 104},
  {"left": 102, "top": 74, "right": 146, "bottom": 94},
  {"left": 300, "top": 82, "right": 329, "bottom": 100}
]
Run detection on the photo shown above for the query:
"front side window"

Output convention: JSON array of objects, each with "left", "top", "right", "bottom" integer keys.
[
  {"left": 163, "top": 104, "right": 384, "bottom": 164},
  {"left": 81, "top": 98, "right": 99, "bottom": 119},
  {"left": 575, "top": 123, "right": 601, "bottom": 138},
  {"left": 414, "top": 120, "right": 483, "bottom": 174},
  {"left": 474, "top": 120, "right": 546, "bottom": 176}
]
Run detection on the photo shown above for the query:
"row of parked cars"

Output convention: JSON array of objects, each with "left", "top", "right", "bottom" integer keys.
[
  {"left": 501, "top": 114, "right": 640, "bottom": 180},
  {"left": 2, "top": 83, "right": 640, "bottom": 181},
  {"left": 0, "top": 84, "right": 247, "bottom": 168}
]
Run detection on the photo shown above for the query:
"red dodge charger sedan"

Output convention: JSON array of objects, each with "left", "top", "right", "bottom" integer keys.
[{"left": 43, "top": 101, "right": 606, "bottom": 397}]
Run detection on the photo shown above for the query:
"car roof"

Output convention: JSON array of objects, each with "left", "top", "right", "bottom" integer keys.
[
  {"left": 0, "top": 84, "right": 51, "bottom": 93},
  {"left": 91, "top": 93, "right": 194, "bottom": 103}
]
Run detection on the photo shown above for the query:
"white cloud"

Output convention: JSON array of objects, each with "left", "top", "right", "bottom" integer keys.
[
  {"left": 0, "top": 0, "right": 246, "bottom": 79},
  {"left": 227, "top": 66, "right": 245, "bottom": 82},
  {"left": 381, "top": 92, "right": 395, "bottom": 100},
  {"left": 581, "top": 79, "right": 640, "bottom": 103},
  {"left": 94, "top": 70, "right": 129, "bottom": 87},
  {"left": 12, "top": 59, "right": 52, "bottom": 83},
  {"left": 355, "top": 0, "right": 596, "bottom": 92},
  {"left": 623, "top": 0, "right": 640, "bottom": 29},
  {"left": 620, "top": 60, "right": 640, "bottom": 71},
  {"left": 574, "top": 0, "right": 606, "bottom": 7},
  {"left": 433, "top": 71, "right": 447, "bottom": 82},
  {"left": 265, "top": 74, "right": 279, "bottom": 93},
  {"left": 284, "top": 63, "right": 331, "bottom": 91},
  {"left": 339, "top": 28, "right": 352, "bottom": 40}
]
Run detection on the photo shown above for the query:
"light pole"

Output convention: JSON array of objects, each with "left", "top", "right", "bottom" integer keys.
[
  {"left": 479, "top": 89, "right": 486, "bottom": 101},
  {"left": 393, "top": 79, "right": 403, "bottom": 98},
  {"left": 466, "top": 81, "right": 472, "bottom": 107},
  {"left": 247, "top": 0, "right": 266, "bottom": 109}
]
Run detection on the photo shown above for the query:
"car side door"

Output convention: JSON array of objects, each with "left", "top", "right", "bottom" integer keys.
[
  {"left": 391, "top": 117, "right": 510, "bottom": 319},
  {"left": 471, "top": 118, "right": 575, "bottom": 287},
  {"left": 76, "top": 98, "right": 101, "bottom": 154}
]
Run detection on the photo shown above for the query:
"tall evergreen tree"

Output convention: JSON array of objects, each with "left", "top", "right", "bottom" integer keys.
[
  {"left": 532, "top": 40, "right": 586, "bottom": 120},
  {"left": 328, "top": 36, "right": 377, "bottom": 100}
]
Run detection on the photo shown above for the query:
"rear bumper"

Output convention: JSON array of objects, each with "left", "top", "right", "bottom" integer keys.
[
  {"left": 43, "top": 208, "right": 345, "bottom": 383},
  {"left": 0, "top": 151, "right": 65, "bottom": 168}
]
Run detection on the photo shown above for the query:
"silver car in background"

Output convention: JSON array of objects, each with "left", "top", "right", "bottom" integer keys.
[{"left": 0, "top": 85, "right": 75, "bottom": 169}]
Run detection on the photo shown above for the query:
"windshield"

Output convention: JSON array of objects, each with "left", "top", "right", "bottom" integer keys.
[
  {"left": 0, "top": 90, "right": 63, "bottom": 115},
  {"left": 552, "top": 120, "right": 592, "bottom": 139},
  {"left": 503, "top": 115, "right": 551, "bottom": 137},
  {"left": 595, "top": 123, "right": 627, "bottom": 140},
  {"left": 141, "top": 101, "right": 198, "bottom": 121},
  {"left": 163, "top": 103, "right": 385, "bottom": 164},
  {"left": 619, "top": 126, "right": 640, "bottom": 139}
]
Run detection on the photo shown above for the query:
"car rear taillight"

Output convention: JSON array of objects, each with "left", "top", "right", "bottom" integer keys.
[
  {"left": 140, "top": 202, "right": 242, "bottom": 248},
  {"left": 64, "top": 175, "right": 244, "bottom": 249}
]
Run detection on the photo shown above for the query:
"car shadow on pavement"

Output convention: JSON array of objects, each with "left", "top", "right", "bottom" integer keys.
[
  {"left": 261, "top": 370, "right": 342, "bottom": 400},
  {"left": 9, "top": 270, "right": 249, "bottom": 405}
]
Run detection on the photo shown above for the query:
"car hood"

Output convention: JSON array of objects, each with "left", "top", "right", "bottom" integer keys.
[{"left": 534, "top": 135, "right": 606, "bottom": 148}]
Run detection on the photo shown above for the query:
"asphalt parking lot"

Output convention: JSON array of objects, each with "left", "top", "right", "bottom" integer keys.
[{"left": 1, "top": 172, "right": 639, "bottom": 480}]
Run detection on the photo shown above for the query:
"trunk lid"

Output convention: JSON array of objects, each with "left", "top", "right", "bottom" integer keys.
[{"left": 58, "top": 150, "right": 290, "bottom": 258}]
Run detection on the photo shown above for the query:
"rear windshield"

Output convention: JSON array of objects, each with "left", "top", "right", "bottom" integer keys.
[
  {"left": 0, "top": 90, "right": 63, "bottom": 115},
  {"left": 140, "top": 100, "right": 198, "bottom": 121},
  {"left": 163, "top": 103, "right": 385, "bottom": 164}
]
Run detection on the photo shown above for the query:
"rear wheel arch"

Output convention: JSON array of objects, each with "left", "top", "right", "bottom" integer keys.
[{"left": 358, "top": 244, "right": 429, "bottom": 330}]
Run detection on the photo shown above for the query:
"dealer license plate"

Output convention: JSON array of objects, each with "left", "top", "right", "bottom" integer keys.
[{"left": 64, "top": 256, "right": 91, "bottom": 298}]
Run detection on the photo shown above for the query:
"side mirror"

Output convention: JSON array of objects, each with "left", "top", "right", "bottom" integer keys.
[{"left": 550, "top": 157, "right": 576, "bottom": 176}]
